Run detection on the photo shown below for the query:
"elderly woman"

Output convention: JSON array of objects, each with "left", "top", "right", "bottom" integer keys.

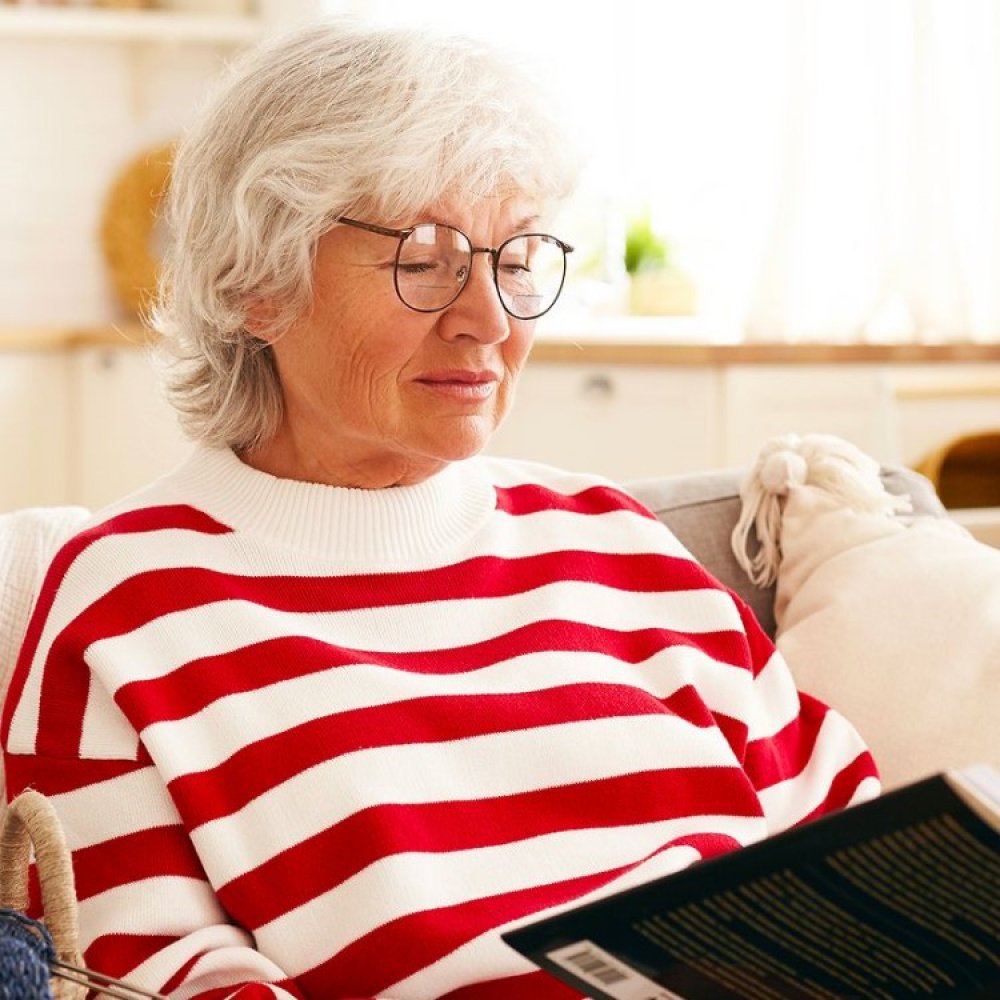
[{"left": 2, "top": 19, "right": 877, "bottom": 1000}]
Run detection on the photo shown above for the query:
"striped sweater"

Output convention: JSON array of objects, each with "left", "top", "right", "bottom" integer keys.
[{"left": 2, "top": 446, "right": 879, "bottom": 1000}]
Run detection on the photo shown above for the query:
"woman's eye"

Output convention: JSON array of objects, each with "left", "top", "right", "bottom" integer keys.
[{"left": 398, "top": 260, "right": 440, "bottom": 275}]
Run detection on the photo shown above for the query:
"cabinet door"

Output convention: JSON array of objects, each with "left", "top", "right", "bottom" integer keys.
[
  {"left": 722, "top": 364, "right": 896, "bottom": 467},
  {"left": 0, "top": 350, "right": 73, "bottom": 510},
  {"left": 889, "top": 363, "right": 1000, "bottom": 467},
  {"left": 73, "top": 346, "right": 192, "bottom": 511},
  {"left": 486, "top": 363, "right": 722, "bottom": 480}
]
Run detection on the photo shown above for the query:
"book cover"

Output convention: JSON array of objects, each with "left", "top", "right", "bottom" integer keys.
[{"left": 503, "top": 766, "right": 1000, "bottom": 1000}]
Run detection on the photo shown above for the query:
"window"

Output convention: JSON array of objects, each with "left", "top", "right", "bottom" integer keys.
[{"left": 331, "top": 0, "right": 1000, "bottom": 343}]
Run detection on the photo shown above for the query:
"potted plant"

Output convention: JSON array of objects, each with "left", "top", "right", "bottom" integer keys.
[{"left": 624, "top": 211, "right": 697, "bottom": 316}]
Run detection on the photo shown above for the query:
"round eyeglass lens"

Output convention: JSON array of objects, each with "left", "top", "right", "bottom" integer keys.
[
  {"left": 496, "top": 234, "right": 567, "bottom": 320},
  {"left": 395, "top": 224, "right": 471, "bottom": 312}
]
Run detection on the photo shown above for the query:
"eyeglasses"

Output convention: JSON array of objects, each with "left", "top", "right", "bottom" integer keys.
[{"left": 337, "top": 217, "right": 574, "bottom": 320}]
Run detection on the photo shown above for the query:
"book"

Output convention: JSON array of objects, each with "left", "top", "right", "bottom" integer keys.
[{"left": 502, "top": 765, "right": 1000, "bottom": 1000}]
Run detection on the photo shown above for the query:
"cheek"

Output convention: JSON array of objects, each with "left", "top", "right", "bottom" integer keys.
[{"left": 503, "top": 322, "right": 536, "bottom": 375}]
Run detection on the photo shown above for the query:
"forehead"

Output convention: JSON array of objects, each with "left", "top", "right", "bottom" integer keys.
[{"left": 404, "top": 192, "right": 545, "bottom": 237}]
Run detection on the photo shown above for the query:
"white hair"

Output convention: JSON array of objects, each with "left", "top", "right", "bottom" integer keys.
[{"left": 152, "top": 18, "right": 580, "bottom": 450}]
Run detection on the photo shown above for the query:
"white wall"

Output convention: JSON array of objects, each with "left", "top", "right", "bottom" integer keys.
[
  {"left": 0, "top": 0, "right": 320, "bottom": 327},
  {"left": 1, "top": 38, "right": 231, "bottom": 326}
]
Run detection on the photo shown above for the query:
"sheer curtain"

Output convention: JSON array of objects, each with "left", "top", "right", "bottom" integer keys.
[
  {"left": 331, "top": 0, "right": 1000, "bottom": 343},
  {"left": 744, "top": 0, "right": 1000, "bottom": 343}
]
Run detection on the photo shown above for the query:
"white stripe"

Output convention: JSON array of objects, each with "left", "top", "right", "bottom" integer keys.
[
  {"left": 50, "top": 767, "right": 182, "bottom": 849},
  {"left": 386, "top": 843, "right": 712, "bottom": 1000},
  {"left": 77, "top": 876, "right": 224, "bottom": 951},
  {"left": 79, "top": 672, "right": 142, "bottom": 760},
  {"left": 34, "top": 500, "right": 682, "bottom": 650},
  {"left": 745, "top": 649, "right": 804, "bottom": 740},
  {"left": 142, "top": 639, "right": 749, "bottom": 782},
  {"left": 485, "top": 504, "right": 692, "bottom": 559},
  {"left": 758, "top": 709, "right": 875, "bottom": 833},
  {"left": 112, "top": 924, "right": 269, "bottom": 1000},
  {"left": 89, "top": 581, "right": 740, "bottom": 695},
  {"left": 8, "top": 528, "right": 248, "bottom": 750},
  {"left": 192, "top": 715, "right": 740, "bottom": 884},
  {"left": 257, "top": 814, "right": 764, "bottom": 977}
]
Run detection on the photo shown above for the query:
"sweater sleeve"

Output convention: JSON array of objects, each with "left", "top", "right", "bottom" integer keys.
[
  {"left": 732, "top": 597, "right": 881, "bottom": 834},
  {"left": 2, "top": 750, "right": 311, "bottom": 1000}
]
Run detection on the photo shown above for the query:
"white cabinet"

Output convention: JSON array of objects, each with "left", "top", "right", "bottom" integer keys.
[
  {"left": 486, "top": 362, "right": 722, "bottom": 480},
  {"left": 721, "top": 364, "right": 897, "bottom": 467},
  {"left": 0, "top": 352, "right": 73, "bottom": 510},
  {"left": 73, "top": 346, "right": 192, "bottom": 511}
]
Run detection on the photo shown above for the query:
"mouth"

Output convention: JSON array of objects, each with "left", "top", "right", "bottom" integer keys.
[{"left": 414, "top": 369, "right": 502, "bottom": 400}]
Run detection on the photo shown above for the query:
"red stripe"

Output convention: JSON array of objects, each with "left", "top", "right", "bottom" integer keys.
[
  {"left": 84, "top": 933, "right": 181, "bottom": 986},
  {"left": 797, "top": 749, "right": 879, "bottom": 825},
  {"left": 188, "top": 985, "right": 298, "bottom": 1000},
  {"left": 83, "top": 941, "right": 305, "bottom": 1000},
  {"left": 297, "top": 830, "right": 738, "bottom": 996},
  {"left": 743, "top": 690, "right": 827, "bottom": 790},
  {"left": 33, "top": 545, "right": 721, "bottom": 760},
  {"left": 169, "top": 679, "right": 721, "bottom": 830},
  {"left": 217, "top": 766, "right": 759, "bottom": 929},
  {"left": 3, "top": 754, "right": 145, "bottom": 799},
  {"left": 438, "top": 971, "right": 582, "bottom": 1000},
  {"left": 72, "top": 824, "right": 208, "bottom": 901},
  {"left": 1, "top": 505, "right": 231, "bottom": 749},
  {"left": 118, "top": 620, "right": 747, "bottom": 731},
  {"left": 494, "top": 482, "right": 656, "bottom": 519}
]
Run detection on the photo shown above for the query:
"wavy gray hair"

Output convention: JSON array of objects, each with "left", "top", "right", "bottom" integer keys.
[{"left": 152, "top": 18, "right": 580, "bottom": 451}]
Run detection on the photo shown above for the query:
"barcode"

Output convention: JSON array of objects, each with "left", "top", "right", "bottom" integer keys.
[
  {"left": 562, "top": 946, "right": 629, "bottom": 985},
  {"left": 546, "top": 941, "right": 684, "bottom": 1000}
]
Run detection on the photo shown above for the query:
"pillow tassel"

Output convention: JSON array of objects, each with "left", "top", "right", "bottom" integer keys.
[{"left": 731, "top": 433, "right": 912, "bottom": 588}]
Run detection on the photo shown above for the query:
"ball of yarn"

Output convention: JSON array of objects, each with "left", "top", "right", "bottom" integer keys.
[
  {"left": 0, "top": 910, "right": 54, "bottom": 1000},
  {"left": 759, "top": 449, "right": 808, "bottom": 495}
]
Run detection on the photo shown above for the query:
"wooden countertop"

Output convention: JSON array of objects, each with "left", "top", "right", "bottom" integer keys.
[{"left": 3, "top": 323, "right": 1000, "bottom": 365}]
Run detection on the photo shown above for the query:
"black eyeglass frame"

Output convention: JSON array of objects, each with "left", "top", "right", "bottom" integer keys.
[{"left": 336, "top": 216, "right": 575, "bottom": 320}]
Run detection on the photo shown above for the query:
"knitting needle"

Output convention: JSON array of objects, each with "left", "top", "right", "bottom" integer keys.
[{"left": 49, "top": 957, "right": 168, "bottom": 1000}]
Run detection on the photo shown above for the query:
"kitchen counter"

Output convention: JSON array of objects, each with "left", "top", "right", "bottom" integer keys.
[{"left": 4, "top": 322, "right": 1000, "bottom": 365}]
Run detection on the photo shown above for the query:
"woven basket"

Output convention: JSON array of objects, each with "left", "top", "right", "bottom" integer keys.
[{"left": 0, "top": 791, "right": 85, "bottom": 1000}]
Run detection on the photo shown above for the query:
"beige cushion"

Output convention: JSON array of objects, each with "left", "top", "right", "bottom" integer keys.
[{"left": 733, "top": 435, "right": 1000, "bottom": 790}]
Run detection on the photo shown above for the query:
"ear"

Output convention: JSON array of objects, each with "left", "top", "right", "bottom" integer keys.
[{"left": 244, "top": 298, "right": 281, "bottom": 342}]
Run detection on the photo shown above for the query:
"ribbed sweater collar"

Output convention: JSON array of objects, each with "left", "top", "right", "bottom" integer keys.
[{"left": 160, "top": 445, "right": 498, "bottom": 565}]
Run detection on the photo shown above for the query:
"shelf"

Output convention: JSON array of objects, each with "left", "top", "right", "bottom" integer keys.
[{"left": 0, "top": 5, "right": 264, "bottom": 44}]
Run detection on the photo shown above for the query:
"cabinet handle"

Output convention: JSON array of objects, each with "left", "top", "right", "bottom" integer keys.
[{"left": 581, "top": 373, "right": 615, "bottom": 399}]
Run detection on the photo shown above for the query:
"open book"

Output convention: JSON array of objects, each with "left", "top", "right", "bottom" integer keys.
[{"left": 503, "top": 766, "right": 1000, "bottom": 1000}]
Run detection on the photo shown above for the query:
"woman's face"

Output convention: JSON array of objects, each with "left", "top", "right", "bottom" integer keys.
[{"left": 247, "top": 194, "right": 542, "bottom": 488}]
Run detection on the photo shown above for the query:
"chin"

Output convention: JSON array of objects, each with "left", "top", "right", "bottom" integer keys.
[{"left": 433, "top": 416, "right": 498, "bottom": 458}]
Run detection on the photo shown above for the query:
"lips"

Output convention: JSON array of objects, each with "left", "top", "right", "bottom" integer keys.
[
  {"left": 415, "top": 369, "right": 501, "bottom": 386},
  {"left": 414, "top": 368, "right": 502, "bottom": 401}
]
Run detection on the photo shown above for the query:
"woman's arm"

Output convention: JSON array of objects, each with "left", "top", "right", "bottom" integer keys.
[{"left": 3, "top": 751, "right": 307, "bottom": 1000}]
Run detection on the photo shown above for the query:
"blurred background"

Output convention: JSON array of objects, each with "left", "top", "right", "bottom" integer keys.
[{"left": 2, "top": 0, "right": 998, "bottom": 535}]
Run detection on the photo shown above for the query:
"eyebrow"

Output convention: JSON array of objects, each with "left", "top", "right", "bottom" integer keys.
[{"left": 420, "top": 213, "right": 545, "bottom": 240}]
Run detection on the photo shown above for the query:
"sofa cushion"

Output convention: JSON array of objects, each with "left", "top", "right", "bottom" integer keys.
[
  {"left": 732, "top": 434, "right": 1000, "bottom": 790},
  {"left": 625, "top": 464, "right": 942, "bottom": 641}
]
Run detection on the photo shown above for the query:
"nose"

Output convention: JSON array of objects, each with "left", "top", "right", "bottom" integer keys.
[{"left": 437, "top": 251, "right": 512, "bottom": 343}]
